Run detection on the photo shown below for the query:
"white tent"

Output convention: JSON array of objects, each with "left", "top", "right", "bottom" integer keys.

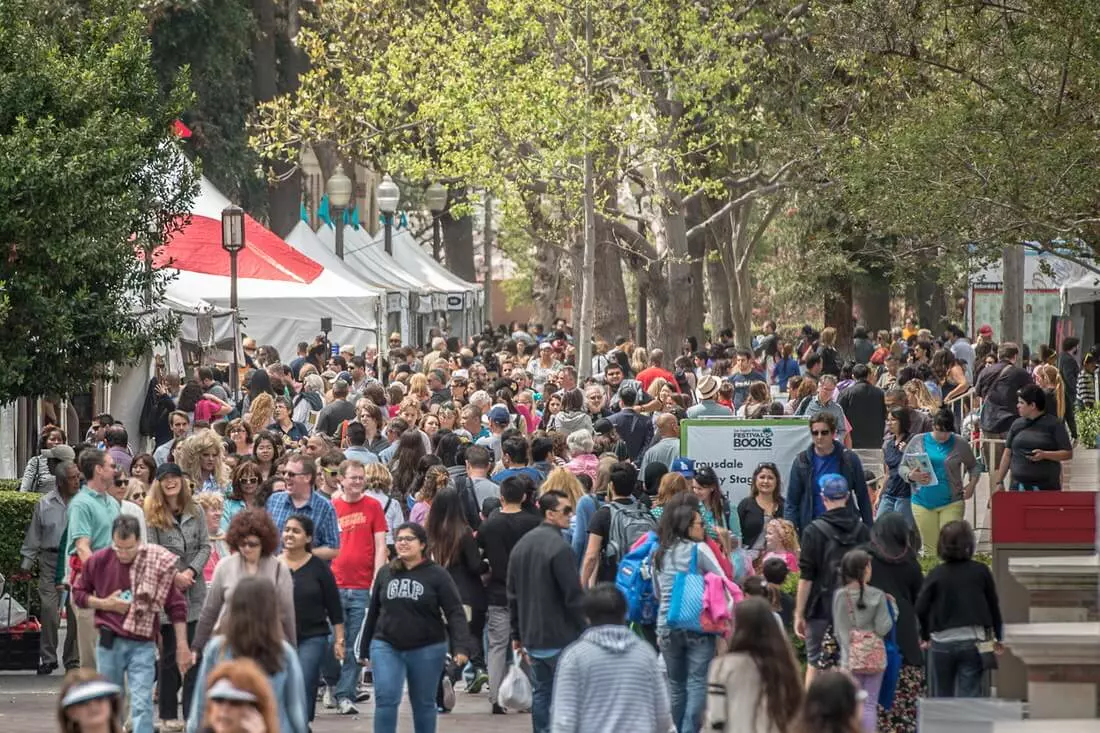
[
  {"left": 390, "top": 229, "right": 480, "bottom": 295},
  {"left": 1061, "top": 272, "right": 1100, "bottom": 309},
  {"left": 158, "top": 177, "right": 384, "bottom": 356},
  {"left": 314, "top": 224, "right": 429, "bottom": 294}
]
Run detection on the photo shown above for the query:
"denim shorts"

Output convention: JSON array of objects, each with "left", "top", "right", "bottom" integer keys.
[{"left": 804, "top": 618, "right": 831, "bottom": 665}]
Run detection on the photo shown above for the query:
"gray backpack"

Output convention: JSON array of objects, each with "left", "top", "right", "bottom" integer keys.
[{"left": 604, "top": 502, "right": 658, "bottom": 564}]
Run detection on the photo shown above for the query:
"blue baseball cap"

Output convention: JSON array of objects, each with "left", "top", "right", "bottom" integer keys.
[
  {"left": 488, "top": 405, "right": 511, "bottom": 425},
  {"left": 818, "top": 472, "right": 850, "bottom": 500},
  {"left": 670, "top": 457, "right": 695, "bottom": 479}
]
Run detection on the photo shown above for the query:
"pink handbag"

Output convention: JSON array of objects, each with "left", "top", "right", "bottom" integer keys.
[{"left": 844, "top": 591, "right": 887, "bottom": 674}]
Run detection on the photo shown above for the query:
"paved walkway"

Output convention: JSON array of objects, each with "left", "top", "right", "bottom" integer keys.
[{"left": 0, "top": 670, "right": 529, "bottom": 732}]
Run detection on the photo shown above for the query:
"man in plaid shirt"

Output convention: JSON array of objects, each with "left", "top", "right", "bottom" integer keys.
[
  {"left": 73, "top": 515, "right": 190, "bottom": 733},
  {"left": 266, "top": 455, "right": 341, "bottom": 560}
]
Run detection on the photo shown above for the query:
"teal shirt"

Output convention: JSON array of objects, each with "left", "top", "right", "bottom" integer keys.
[
  {"left": 221, "top": 498, "right": 246, "bottom": 533},
  {"left": 912, "top": 433, "right": 955, "bottom": 510},
  {"left": 65, "top": 486, "right": 120, "bottom": 557}
]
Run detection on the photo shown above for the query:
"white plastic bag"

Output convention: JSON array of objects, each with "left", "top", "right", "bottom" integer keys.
[
  {"left": 0, "top": 594, "right": 28, "bottom": 629},
  {"left": 498, "top": 649, "right": 533, "bottom": 711}
]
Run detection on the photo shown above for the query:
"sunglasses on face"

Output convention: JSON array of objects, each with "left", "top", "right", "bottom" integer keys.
[
  {"left": 240, "top": 477, "right": 259, "bottom": 485},
  {"left": 239, "top": 539, "right": 261, "bottom": 549},
  {"left": 556, "top": 505, "right": 574, "bottom": 515},
  {"left": 811, "top": 429, "right": 833, "bottom": 437}
]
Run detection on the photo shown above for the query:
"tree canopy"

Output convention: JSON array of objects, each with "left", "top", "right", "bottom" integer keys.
[{"left": 0, "top": 0, "right": 194, "bottom": 401}]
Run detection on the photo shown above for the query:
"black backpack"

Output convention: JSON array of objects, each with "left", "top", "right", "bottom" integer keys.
[
  {"left": 809, "top": 522, "right": 864, "bottom": 620},
  {"left": 457, "top": 476, "right": 482, "bottom": 530}
]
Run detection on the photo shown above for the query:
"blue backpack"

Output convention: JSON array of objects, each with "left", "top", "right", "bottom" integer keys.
[{"left": 615, "top": 530, "right": 659, "bottom": 625}]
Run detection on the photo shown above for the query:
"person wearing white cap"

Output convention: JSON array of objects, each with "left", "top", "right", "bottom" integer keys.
[
  {"left": 199, "top": 660, "right": 279, "bottom": 733},
  {"left": 58, "top": 670, "right": 123, "bottom": 733},
  {"left": 685, "top": 375, "right": 732, "bottom": 418}
]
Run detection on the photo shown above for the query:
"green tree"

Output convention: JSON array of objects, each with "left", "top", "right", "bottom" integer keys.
[{"left": 0, "top": 0, "right": 194, "bottom": 402}]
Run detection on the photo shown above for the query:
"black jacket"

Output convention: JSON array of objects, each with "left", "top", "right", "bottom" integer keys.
[
  {"left": 507, "top": 522, "right": 586, "bottom": 649},
  {"left": 140, "top": 377, "right": 176, "bottom": 444},
  {"left": 736, "top": 495, "right": 783, "bottom": 549},
  {"left": 866, "top": 543, "right": 924, "bottom": 666},
  {"left": 916, "top": 559, "right": 1004, "bottom": 641},
  {"left": 607, "top": 408, "right": 654, "bottom": 462},
  {"left": 798, "top": 508, "right": 871, "bottom": 620},
  {"left": 975, "top": 361, "right": 1032, "bottom": 433},
  {"left": 838, "top": 381, "right": 886, "bottom": 450}
]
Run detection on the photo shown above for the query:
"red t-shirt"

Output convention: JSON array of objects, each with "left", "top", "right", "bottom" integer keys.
[
  {"left": 331, "top": 494, "right": 387, "bottom": 590},
  {"left": 635, "top": 366, "right": 680, "bottom": 393}
]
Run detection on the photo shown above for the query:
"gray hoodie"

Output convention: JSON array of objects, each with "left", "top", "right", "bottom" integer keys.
[
  {"left": 550, "top": 625, "right": 673, "bottom": 733},
  {"left": 548, "top": 410, "right": 593, "bottom": 436},
  {"left": 832, "top": 584, "right": 896, "bottom": 669}
]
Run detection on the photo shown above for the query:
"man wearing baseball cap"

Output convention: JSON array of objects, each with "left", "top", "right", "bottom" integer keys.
[
  {"left": 475, "top": 405, "right": 512, "bottom": 464},
  {"left": 686, "top": 375, "right": 732, "bottom": 418},
  {"left": 793, "top": 472, "right": 870, "bottom": 685}
]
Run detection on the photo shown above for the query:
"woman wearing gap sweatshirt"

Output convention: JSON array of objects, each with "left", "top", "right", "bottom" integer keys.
[
  {"left": 915, "top": 520, "right": 1003, "bottom": 699},
  {"left": 359, "top": 521, "right": 473, "bottom": 733}
]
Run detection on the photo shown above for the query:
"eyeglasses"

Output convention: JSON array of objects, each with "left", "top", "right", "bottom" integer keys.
[
  {"left": 557, "top": 505, "right": 574, "bottom": 515},
  {"left": 810, "top": 429, "right": 833, "bottom": 437},
  {"left": 239, "top": 477, "right": 259, "bottom": 485},
  {"left": 284, "top": 471, "right": 309, "bottom": 478},
  {"left": 322, "top": 467, "right": 338, "bottom": 475},
  {"left": 239, "top": 539, "right": 261, "bottom": 549},
  {"left": 394, "top": 535, "right": 419, "bottom": 543}
]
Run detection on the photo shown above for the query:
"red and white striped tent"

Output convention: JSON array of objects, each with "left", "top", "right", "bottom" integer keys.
[{"left": 157, "top": 177, "right": 383, "bottom": 355}]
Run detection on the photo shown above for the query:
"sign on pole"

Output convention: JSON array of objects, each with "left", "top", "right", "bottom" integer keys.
[{"left": 680, "top": 418, "right": 812, "bottom": 506}]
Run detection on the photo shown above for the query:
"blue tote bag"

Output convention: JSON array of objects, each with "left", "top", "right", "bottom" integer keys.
[
  {"left": 666, "top": 544, "right": 705, "bottom": 632},
  {"left": 878, "top": 601, "right": 903, "bottom": 709}
]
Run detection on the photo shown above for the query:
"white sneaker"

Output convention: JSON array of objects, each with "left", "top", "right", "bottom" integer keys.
[
  {"left": 322, "top": 685, "right": 336, "bottom": 709},
  {"left": 337, "top": 699, "right": 359, "bottom": 715}
]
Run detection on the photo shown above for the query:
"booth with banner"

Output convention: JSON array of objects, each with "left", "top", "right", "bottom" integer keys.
[{"left": 679, "top": 418, "right": 812, "bottom": 506}]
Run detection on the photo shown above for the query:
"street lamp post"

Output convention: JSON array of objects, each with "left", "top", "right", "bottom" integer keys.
[
  {"left": 424, "top": 181, "right": 447, "bottom": 262},
  {"left": 377, "top": 174, "right": 400, "bottom": 256},
  {"left": 326, "top": 164, "right": 353, "bottom": 259},
  {"left": 220, "top": 204, "right": 245, "bottom": 398}
]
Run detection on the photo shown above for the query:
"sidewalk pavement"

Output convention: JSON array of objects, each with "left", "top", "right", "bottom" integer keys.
[{"left": 0, "top": 671, "right": 528, "bottom": 732}]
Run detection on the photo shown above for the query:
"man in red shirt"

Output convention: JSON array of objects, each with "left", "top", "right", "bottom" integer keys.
[
  {"left": 634, "top": 348, "right": 680, "bottom": 393},
  {"left": 330, "top": 459, "right": 388, "bottom": 714}
]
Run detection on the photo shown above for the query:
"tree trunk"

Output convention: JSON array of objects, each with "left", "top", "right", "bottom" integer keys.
[
  {"left": 645, "top": 259, "right": 670, "bottom": 352},
  {"left": 441, "top": 187, "right": 476, "bottom": 283},
  {"left": 683, "top": 195, "right": 707, "bottom": 346},
  {"left": 915, "top": 267, "right": 947, "bottom": 336},
  {"left": 704, "top": 214, "right": 733, "bottom": 336},
  {"left": 824, "top": 270, "right": 854, "bottom": 353},
  {"left": 593, "top": 215, "right": 629, "bottom": 342},
  {"left": 852, "top": 262, "right": 892, "bottom": 333},
  {"left": 1001, "top": 243, "right": 1025, "bottom": 345},
  {"left": 526, "top": 195, "right": 562, "bottom": 328},
  {"left": 646, "top": 167, "right": 691, "bottom": 357}
]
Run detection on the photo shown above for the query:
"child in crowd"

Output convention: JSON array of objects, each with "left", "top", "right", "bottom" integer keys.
[
  {"left": 832, "top": 549, "right": 896, "bottom": 733},
  {"left": 741, "top": 576, "right": 784, "bottom": 631},
  {"left": 762, "top": 556, "right": 795, "bottom": 630},
  {"left": 763, "top": 519, "right": 799, "bottom": 572}
]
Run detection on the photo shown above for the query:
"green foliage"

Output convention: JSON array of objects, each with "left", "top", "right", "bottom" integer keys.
[
  {"left": 0, "top": 0, "right": 194, "bottom": 402},
  {"left": 149, "top": 0, "right": 264, "bottom": 211},
  {"left": 0, "top": 491, "right": 41, "bottom": 603},
  {"left": 1077, "top": 406, "right": 1100, "bottom": 450}
]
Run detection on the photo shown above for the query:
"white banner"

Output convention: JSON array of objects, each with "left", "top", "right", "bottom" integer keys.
[{"left": 680, "top": 418, "right": 812, "bottom": 506}]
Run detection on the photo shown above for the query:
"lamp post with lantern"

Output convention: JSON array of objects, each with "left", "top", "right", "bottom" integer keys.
[
  {"left": 377, "top": 174, "right": 400, "bottom": 256},
  {"left": 220, "top": 204, "right": 245, "bottom": 397},
  {"left": 326, "top": 164, "right": 353, "bottom": 260},
  {"left": 424, "top": 181, "right": 447, "bottom": 262}
]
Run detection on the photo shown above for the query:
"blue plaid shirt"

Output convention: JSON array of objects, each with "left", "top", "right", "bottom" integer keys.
[{"left": 266, "top": 490, "right": 341, "bottom": 551}]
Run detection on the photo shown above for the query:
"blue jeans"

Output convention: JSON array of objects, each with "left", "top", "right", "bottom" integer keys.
[
  {"left": 659, "top": 629, "right": 715, "bottom": 733},
  {"left": 877, "top": 495, "right": 914, "bottom": 527},
  {"left": 337, "top": 588, "right": 370, "bottom": 703},
  {"left": 928, "top": 639, "right": 985, "bottom": 698},
  {"left": 528, "top": 652, "right": 560, "bottom": 733},
  {"left": 297, "top": 634, "right": 330, "bottom": 721},
  {"left": 96, "top": 636, "right": 156, "bottom": 733},
  {"left": 370, "top": 639, "right": 448, "bottom": 733}
]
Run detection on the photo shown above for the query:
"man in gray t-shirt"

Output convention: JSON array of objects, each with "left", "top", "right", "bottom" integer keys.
[{"left": 465, "top": 444, "right": 500, "bottom": 507}]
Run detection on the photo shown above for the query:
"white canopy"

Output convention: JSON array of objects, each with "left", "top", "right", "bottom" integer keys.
[
  {"left": 390, "top": 229, "right": 479, "bottom": 295},
  {"left": 314, "top": 224, "right": 430, "bottom": 294},
  {"left": 1061, "top": 272, "right": 1100, "bottom": 309},
  {"left": 161, "top": 178, "right": 384, "bottom": 356}
]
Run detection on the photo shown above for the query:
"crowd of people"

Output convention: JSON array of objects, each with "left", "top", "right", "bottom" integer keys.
[{"left": 20, "top": 315, "right": 1083, "bottom": 733}]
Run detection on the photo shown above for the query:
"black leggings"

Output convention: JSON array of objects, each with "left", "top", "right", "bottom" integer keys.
[{"left": 159, "top": 621, "right": 198, "bottom": 721}]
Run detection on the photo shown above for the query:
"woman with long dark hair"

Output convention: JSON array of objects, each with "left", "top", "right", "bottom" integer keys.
[
  {"left": 21, "top": 425, "right": 67, "bottom": 493},
  {"left": 794, "top": 671, "right": 863, "bottom": 733},
  {"left": 706, "top": 597, "right": 802, "bottom": 733},
  {"left": 389, "top": 431, "right": 427, "bottom": 501},
  {"left": 279, "top": 515, "right": 344, "bottom": 723},
  {"left": 865, "top": 512, "right": 924, "bottom": 733},
  {"left": 653, "top": 494, "right": 724, "bottom": 733},
  {"left": 737, "top": 462, "right": 784, "bottom": 551},
  {"left": 426, "top": 489, "right": 489, "bottom": 697},
  {"left": 880, "top": 407, "right": 914, "bottom": 526},
  {"left": 188, "top": 576, "right": 306, "bottom": 733},
  {"left": 250, "top": 431, "right": 283, "bottom": 482},
  {"left": 358, "top": 522, "right": 473, "bottom": 733}
]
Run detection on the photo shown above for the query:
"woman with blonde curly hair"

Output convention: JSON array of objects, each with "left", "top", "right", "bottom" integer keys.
[
  {"left": 407, "top": 373, "right": 430, "bottom": 404},
  {"left": 145, "top": 463, "right": 210, "bottom": 729},
  {"left": 903, "top": 378, "right": 940, "bottom": 414},
  {"left": 195, "top": 658, "right": 278, "bottom": 733},
  {"left": 539, "top": 467, "right": 585, "bottom": 507},
  {"left": 245, "top": 393, "right": 275, "bottom": 437},
  {"left": 176, "top": 429, "right": 231, "bottom": 494}
]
